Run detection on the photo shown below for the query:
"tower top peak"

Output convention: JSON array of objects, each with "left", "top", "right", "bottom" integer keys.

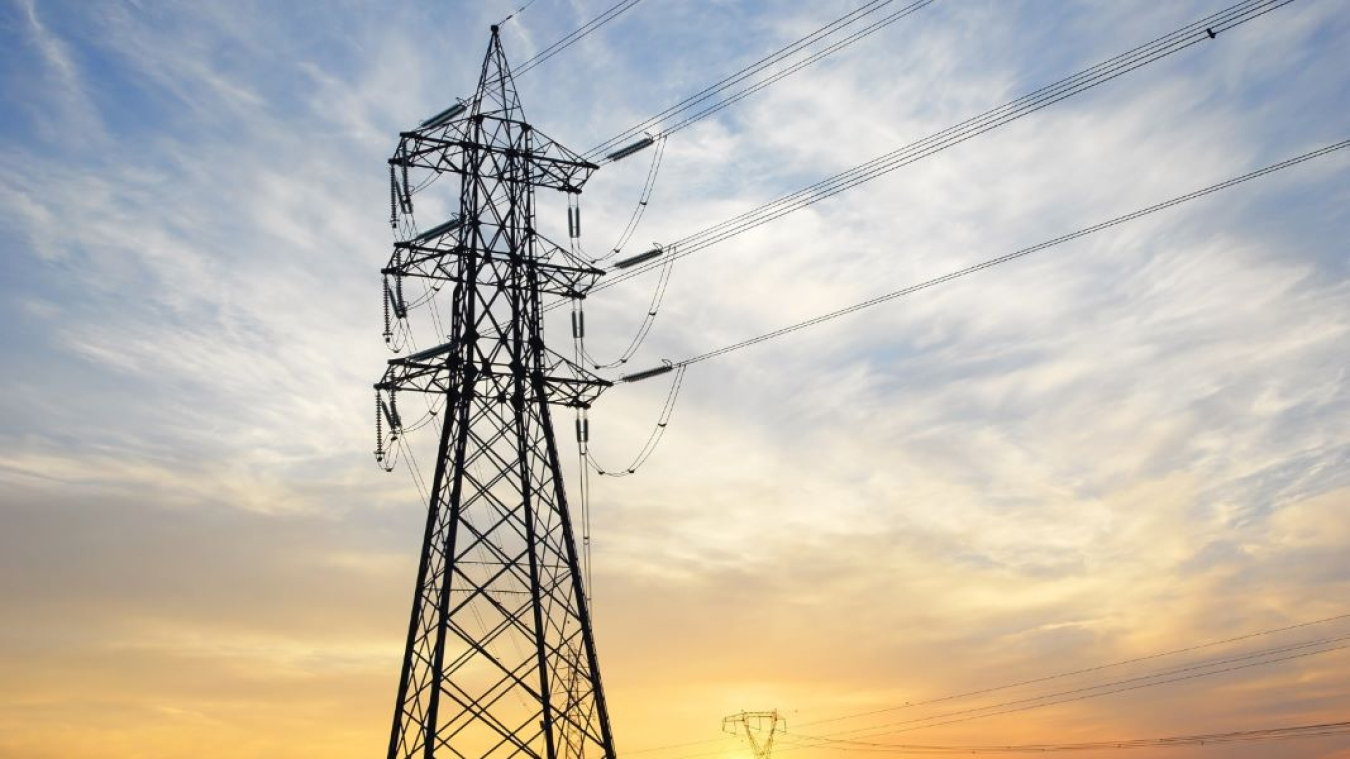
[{"left": 470, "top": 27, "right": 521, "bottom": 119}]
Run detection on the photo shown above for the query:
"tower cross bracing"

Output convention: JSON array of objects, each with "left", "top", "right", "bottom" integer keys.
[{"left": 376, "top": 27, "right": 615, "bottom": 759}]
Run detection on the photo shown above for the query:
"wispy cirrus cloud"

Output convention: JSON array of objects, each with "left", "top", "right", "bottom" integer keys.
[{"left": 1, "top": 1, "right": 1347, "bottom": 757}]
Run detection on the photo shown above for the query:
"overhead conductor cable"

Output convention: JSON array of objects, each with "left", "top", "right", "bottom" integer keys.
[
  {"left": 590, "top": 0, "right": 1295, "bottom": 294},
  {"left": 604, "top": 135, "right": 669, "bottom": 262},
  {"left": 670, "top": 138, "right": 1350, "bottom": 368},
  {"left": 515, "top": 0, "right": 646, "bottom": 77},
  {"left": 581, "top": 252, "right": 675, "bottom": 368},
  {"left": 585, "top": 363, "right": 687, "bottom": 477},
  {"left": 624, "top": 613, "right": 1350, "bottom": 756},
  {"left": 586, "top": 0, "right": 938, "bottom": 159}
]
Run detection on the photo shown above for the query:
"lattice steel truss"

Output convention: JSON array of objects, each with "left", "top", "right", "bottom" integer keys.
[
  {"left": 723, "top": 711, "right": 786, "bottom": 759},
  {"left": 375, "top": 27, "right": 615, "bottom": 759}
]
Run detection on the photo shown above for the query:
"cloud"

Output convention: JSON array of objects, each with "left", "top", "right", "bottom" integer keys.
[
  {"left": 1, "top": 0, "right": 1348, "bottom": 757},
  {"left": 8, "top": 0, "right": 105, "bottom": 142}
]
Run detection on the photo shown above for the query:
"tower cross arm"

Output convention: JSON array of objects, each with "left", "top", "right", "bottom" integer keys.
[
  {"left": 394, "top": 119, "right": 598, "bottom": 192},
  {"left": 384, "top": 237, "right": 605, "bottom": 298},
  {"left": 376, "top": 350, "right": 612, "bottom": 409}
]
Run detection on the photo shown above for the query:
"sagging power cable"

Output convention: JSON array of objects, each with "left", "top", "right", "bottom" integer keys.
[
  {"left": 797, "top": 634, "right": 1350, "bottom": 742},
  {"left": 516, "top": 0, "right": 646, "bottom": 77},
  {"left": 588, "top": 0, "right": 939, "bottom": 160},
  {"left": 796, "top": 611, "right": 1350, "bottom": 731},
  {"left": 576, "top": 252, "right": 676, "bottom": 370},
  {"left": 659, "top": 0, "right": 939, "bottom": 140},
  {"left": 621, "top": 612, "right": 1350, "bottom": 756},
  {"left": 591, "top": 0, "right": 1295, "bottom": 295},
  {"left": 663, "top": 138, "right": 1348, "bottom": 369},
  {"left": 775, "top": 720, "right": 1350, "bottom": 754},
  {"left": 578, "top": 139, "right": 1345, "bottom": 484},
  {"left": 581, "top": 364, "right": 687, "bottom": 477},
  {"left": 661, "top": 642, "right": 1349, "bottom": 759},
  {"left": 603, "top": 135, "right": 669, "bottom": 263}
]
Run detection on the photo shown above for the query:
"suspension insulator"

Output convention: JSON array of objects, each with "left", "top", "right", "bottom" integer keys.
[
  {"left": 400, "top": 163, "right": 412, "bottom": 213},
  {"left": 568, "top": 205, "right": 581, "bottom": 238},
  {"left": 374, "top": 389, "right": 385, "bottom": 461},
  {"left": 389, "top": 276, "right": 408, "bottom": 320},
  {"left": 389, "top": 165, "right": 398, "bottom": 228},
  {"left": 571, "top": 310, "right": 585, "bottom": 339},
  {"left": 383, "top": 275, "right": 393, "bottom": 342}
]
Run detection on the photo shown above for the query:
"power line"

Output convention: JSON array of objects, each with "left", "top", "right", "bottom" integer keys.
[
  {"left": 595, "top": 135, "right": 670, "bottom": 265},
  {"left": 592, "top": 0, "right": 1294, "bottom": 294},
  {"left": 585, "top": 0, "right": 921, "bottom": 157},
  {"left": 608, "top": 138, "right": 1345, "bottom": 759},
  {"left": 776, "top": 720, "right": 1350, "bottom": 754},
  {"left": 586, "top": 0, "right": 938, "bottom": 159},
  {"left": 516, "top": 0, "right": 645, "bottom": 77},
  {"left": 667, "top": 138, "right": 1348, "bottom": 367},
  {"left": 497, "top": 0, "right": 543, "bottom": 27},
  {"left": 796, "top": 612, "right": 1350, "bottom": 729},
  {"left": 800, "top": 634, "right": 1350, "bottom": 741},
  {"left": 599, "top": 134, "right": 1345, "bottom": 749},
  {"left": 583, "top": 364, "right": 687, "bottom": 477},
  {"left": 657, "top": 0, "right": 939, "bottom": 140},
  {"left": 620, "top": 611, "right": 1350, "bottom": 756},
  {"left": 662, "top": 644, "right": 1349, "bottom": 759},
  {"left": 658, "top": 0, "right": 1288, "bottom": 258}
]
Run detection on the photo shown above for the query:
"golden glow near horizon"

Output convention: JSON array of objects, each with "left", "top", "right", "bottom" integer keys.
[{"left": 2, "top": 1, "right": 1349, "bottom": 758}]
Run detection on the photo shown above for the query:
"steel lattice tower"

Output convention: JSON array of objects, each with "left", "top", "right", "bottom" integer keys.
[
  {"left": 723, "top": 711, "right": 786, "bottom": 759},
  {"left": 375, "top": 27, "right": 615, "bottom": 759}
]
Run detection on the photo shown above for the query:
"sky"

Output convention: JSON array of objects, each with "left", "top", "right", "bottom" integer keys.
[{"left": 1, "top": 0, "right": 1349, "bottom": 758}]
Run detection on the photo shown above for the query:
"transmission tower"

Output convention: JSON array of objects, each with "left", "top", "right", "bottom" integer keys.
[
  {"left": 723, "top": 711, "right": 787, "bottom": 759},
  {"left": 374, "top": 26, "right": 616, "bottom": 759}
]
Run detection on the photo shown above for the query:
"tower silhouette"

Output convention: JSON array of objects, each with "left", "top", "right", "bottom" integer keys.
[
  {"left": 723, "top": 711, "right": 786, "bottom": 759},
  {"left": 376, "top": 27, "right": 615, "bottom": 759}
]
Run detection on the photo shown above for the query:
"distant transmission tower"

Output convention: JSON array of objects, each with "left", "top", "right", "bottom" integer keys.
[
  {"left": 723, "top": 711, "right": 787, "bottom": 759},
  {"left": 375, "top": 26, "right": 615, "bottom": 759}
]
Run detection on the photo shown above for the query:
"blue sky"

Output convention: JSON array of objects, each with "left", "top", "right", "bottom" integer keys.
[{"left": 2, "top": 1, "right": 1349, "bottom": 758}]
